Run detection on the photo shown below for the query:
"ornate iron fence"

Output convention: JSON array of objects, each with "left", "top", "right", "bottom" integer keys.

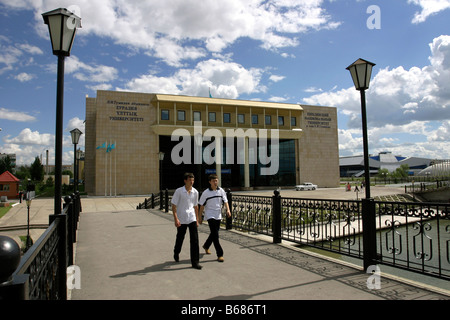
[
  {"left": 223, "top": 190, "right": 449, "bottom": 280},
  {"left": 375, "top": 201, "right": 449, "bottom": 278},
  {"left": 0, "top": 193, "right": 81, "bottom": 300}
]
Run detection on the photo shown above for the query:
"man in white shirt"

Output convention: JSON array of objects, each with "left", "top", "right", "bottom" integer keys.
[
  {"left": 199, "top": 174, "right": 231, "bottom": 262},
  {"left": 171, "top": 172, "right": 202, "bottom": 269}
]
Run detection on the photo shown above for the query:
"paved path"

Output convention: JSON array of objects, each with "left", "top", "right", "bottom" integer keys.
[
  {"left": 1, "top": 191, "right": 449, "bottom": 303},
  {"left": 70, "top": 207, "right": 449, "bottom": 300}
]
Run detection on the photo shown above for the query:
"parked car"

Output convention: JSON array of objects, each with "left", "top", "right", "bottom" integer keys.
[{"left": 295, "top": 182, "right": 317, "bottom": 191}]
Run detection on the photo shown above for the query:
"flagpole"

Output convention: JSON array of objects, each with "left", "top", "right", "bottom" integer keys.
[
  {"left": 114, "top": 140, "right": 117, "bottom": 197},
  {"left": 105, "top": 140, "right": 107, "bottom": 197},
  {"left": 110, "top": 139, "right": 112, "bottom": 197}
]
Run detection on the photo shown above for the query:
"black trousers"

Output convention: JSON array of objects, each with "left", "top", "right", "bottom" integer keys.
[
  {"left": 174, "top": 221, "right": 200, "bottom": 265},
  {"left": 204, "top": 218, "right": 223, "bottom": 257}
]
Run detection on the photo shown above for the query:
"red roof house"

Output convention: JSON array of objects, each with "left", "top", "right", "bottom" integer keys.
[{"left": 0, "top": 171, "right": 20, "bottom": 200}]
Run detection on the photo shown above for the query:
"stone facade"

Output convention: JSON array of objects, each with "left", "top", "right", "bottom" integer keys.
[{"left": 85, "top": 90, "right": 339, "bottom": 196}]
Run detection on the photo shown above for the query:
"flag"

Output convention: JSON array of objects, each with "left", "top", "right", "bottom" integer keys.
[
  {"left": 96, "top": 142, "right": 106, "bottom": 150},
  {"left": 107, "top": 143, "right": 115, "bottom": 153},
  {"left": 209, "top": 87, "right": 212, "bottom": 98}
]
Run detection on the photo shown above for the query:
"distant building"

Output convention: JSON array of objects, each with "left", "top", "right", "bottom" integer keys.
[
  {"left": 0, "top": 170, "right": 20, "bottom": 199},
  {"left": 340, "top": 152, "right": 432, "bottom": 177}
]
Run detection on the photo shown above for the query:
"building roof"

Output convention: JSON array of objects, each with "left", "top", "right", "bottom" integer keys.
[
  {"left": 0, "top": 171, "right": 20, "bottom": 183},
  {"left": 152, "top": 93, "right": 303, "bottom": 111}
]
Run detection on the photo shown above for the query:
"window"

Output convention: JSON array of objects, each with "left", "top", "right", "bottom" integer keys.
[
  {"left": 161, "top": 109, "right": 169, "bottom": 120},
  {"left": 209, "top": 112, "right": 216, "bottom": 122},
  {"left": 193, "top": 111, "right": 201, "bottom": 121},
  {"left": 223, "top": 113, "right": 231, "bottom": 123},
  {"left": 278, "top": 116, "right": 284, "bottom": 126},
  {"left": 291, "top": 117, "right": 297, "bottom": 126},
  {"left": 265, "top": 115, "right": 271, "bottom": 125},
  {"left": 177, "top": 110, "right": 186, "bottom": 121},
  {"left": 238, "top": 114, "right": 245, "bottom": 124},
  {"left": 252, "top": 114, "right": 258, "bottom": 124}
]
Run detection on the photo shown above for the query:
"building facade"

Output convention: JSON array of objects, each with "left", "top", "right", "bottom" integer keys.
[{"left": 85, "top": 90, "right": 339, "bottom": 196}]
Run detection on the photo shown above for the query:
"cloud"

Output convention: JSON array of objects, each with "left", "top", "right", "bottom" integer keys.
[
  {"left": 305, "top": 35, "right": 450, "bottom": 158},
  {"left": 14, "top": 72, "right": 35, "bottom": 82},
  {"left": 4, "top": 128, "right": 53, "bottom": 146},
  {"left": 304, "top": 35, "right": 450, "bottom": 128},
  {"left": 65, "top": 56, "right": 118, "bottom": 83},
  {"left": 120, "top": 58, "right": 265, "bottom": 99},
  {"left": 0, "top": 107, "right": 36, "bottom": 122},
  {"left": 408, "top": 0, "right": 450, "bottom": 23},
  {"left": 0, "top": 37, "right": 43, "bottom": 74},
  {"left": 2, "top": 0, "right": 340, "bottom": 66}
]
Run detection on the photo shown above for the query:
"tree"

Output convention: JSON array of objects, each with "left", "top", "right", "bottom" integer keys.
[
  {"left": 393, "top": 164, "right": 409, "bottom": 178},
  {"left": 0, "top": 155, "right": 13, "bottom": 174},
  {"left": 30, "top": 157, "right": 44, "bottom": 182}
]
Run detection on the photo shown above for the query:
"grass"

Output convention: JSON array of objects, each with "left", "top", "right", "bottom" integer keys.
[{"left": 0, "top": 205, "right": 12, "bottom": 219}]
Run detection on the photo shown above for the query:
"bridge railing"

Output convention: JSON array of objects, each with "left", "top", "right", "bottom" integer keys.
[{"left": 0, "top": 193, "right": 81, "bottom": 300}]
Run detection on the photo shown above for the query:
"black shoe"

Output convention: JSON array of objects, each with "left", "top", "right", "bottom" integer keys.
[
  {"left": 192, "top": 263, "right": 203, "bottom": 270},
  {"left": 174, "top": 253, "right": 179, "bottom": 262}
]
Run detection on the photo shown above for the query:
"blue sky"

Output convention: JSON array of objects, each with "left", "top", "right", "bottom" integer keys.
[{"left": 0, "top": 0, "right": 449, "bottom": 166}]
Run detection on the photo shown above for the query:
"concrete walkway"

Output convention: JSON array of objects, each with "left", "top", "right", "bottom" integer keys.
[
  {"left": 1, "top": 192, "right": 449, "bottom": 302},
  {"left": 70, "top": 206, "right": 449, "bottom": 300}
]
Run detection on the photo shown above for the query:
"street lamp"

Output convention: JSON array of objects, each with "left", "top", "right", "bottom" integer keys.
[
  {"left": 346, "top": 58, "right": 375, "bottom": 199},
  {"left": 25, "top": 194, "right": 32, "bottom": 251},
  {"left": 42, "top": 8, "right": 81, "bottom": 215},
  {"left": 71, "top": 128, "right": 82, "bottom": 192},
  {"left": 159, "top": 152, "right": 165, "bottom": 190},
  {"left": 346, "top": 58, "right": 376, "bottom": 270}
]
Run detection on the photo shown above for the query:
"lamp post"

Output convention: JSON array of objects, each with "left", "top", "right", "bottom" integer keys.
[
  {"left": 25, "top": 194, "right": 32, "bottom": 251},
  {"left": 42, "top": 8, "right": 81, "bottom": 215},
  {"left": 76, "top": 148, "right": 83, "bottom": 188},
  {"left": 346, "top": 58, "right": 375, "bottom": 199},
  {"left": 70, "top": 128, "right": 82, "bottom": 192},
  {"left": 346, "top": 58, "right": 377, "bottom": 270},
  {"left": 159, "top": 152, "right": 165, "bottom": 190}
]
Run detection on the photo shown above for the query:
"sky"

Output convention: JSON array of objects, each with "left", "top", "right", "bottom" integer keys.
[{"left": 0, "top": 0, "right": 449, "bottom": 167}]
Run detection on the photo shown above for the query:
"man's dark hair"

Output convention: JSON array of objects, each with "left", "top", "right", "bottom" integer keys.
[
  {"left": 208, "top": 174, "right": 218, "bottom": 181},
  {"left": 184, "top": 172, "right": 195, "bottom": 180}
]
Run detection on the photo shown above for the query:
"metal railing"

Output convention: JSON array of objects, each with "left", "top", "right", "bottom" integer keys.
[
  {"left": 221, "top": 190, "right": 449, "bottom": 280},
  {"left": 0, "top": 192, "right": 81, "bottom": 300}
]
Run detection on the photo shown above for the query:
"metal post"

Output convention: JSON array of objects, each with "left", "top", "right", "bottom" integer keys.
[
  {"left": 165, "top": 188, "right": 169, "bottom": 213},
  {"left": 54, "top": 54, "right": 65, "bottom": 215},
  {"left": 73, "top": 144, "right": 77, "bottom": 193},
  {"left": 226, "top": 189, "right": 232, "bottom": 230},
  {"left": 272, "top": 190, "right": 282, "bottom": 244},
  {"left": 360, "top": 90, "right": 371, "bottom": 199},
  {"left": 362, "top": 198, "right": 377, "bottom": 270},
  {"left": 49, "top": 213, "right": 68, "bottom": 300}
]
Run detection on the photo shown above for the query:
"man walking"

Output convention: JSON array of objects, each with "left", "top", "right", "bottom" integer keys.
[
  {"left": 172, "top": 172, "right": 202, "bottom": 270},
  {"left": 199, "top": 174, "right": 231, "bottom": 262}
]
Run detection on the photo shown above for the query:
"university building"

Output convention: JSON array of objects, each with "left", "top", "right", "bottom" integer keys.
[{"left": 85, "top": 90, "right": 339, "bottom": 196}]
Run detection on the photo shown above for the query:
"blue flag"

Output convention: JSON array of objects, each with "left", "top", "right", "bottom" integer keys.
[
  {"left": 106, "top": 143, "right": 115, "bottom": 153},
  {"left": 96, "top": 142, "right": 106, "bottom": 150}
]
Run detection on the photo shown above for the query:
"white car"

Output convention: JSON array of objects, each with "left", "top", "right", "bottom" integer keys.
[{"left": 295, "top": 182, "right": 317, "bottom": 191}]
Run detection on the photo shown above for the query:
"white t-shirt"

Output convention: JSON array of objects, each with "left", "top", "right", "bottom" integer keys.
[
  {"left": 171, "top": 186, "right": 199, "bottom": 224},
  {"left": 199, "top": 187, "right": 228, "bottom": 220}
]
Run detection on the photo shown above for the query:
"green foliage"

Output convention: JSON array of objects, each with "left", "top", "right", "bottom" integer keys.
[
  {"left": 0, "top": 155, "right": 13, "bottom": 174},
  {"left": 30, "top": 157, "right": 44, "bottom": 182}
]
